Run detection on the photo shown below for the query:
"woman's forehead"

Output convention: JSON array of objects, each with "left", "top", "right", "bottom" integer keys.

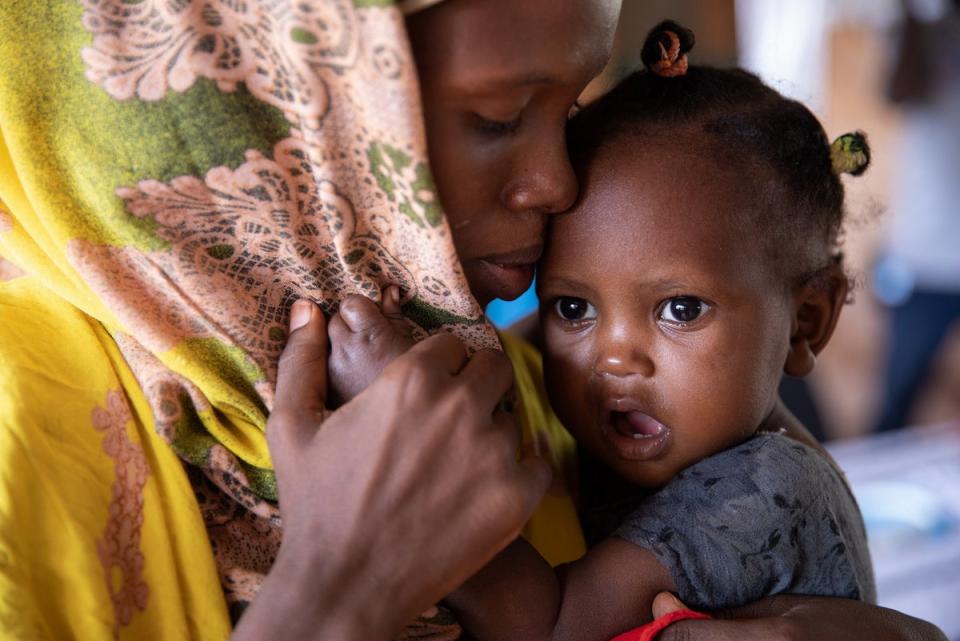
[{"left": 410, "top": 0, "right": 617, "bottom": 89}]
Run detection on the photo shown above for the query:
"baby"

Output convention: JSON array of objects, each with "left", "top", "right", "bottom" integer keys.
[{"left": 325, "top": 21, "right": 876, "bottom": 641}]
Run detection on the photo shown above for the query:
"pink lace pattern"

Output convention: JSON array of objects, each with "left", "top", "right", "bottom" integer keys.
[
  {"left": 70, "top": 134, "right": 430, "bottom": 387},
  {"left": 92, "top": 389, "right": 151, "bottom": 635},
  {"left": 0, "top": 258, "right": 25, "bottom": 282},
  {"left": 111, "top": 333, "right": 213, "bottom": 442},
  {"left": 80, "top": 0, "right": 359, "bottom": 130},
  {"left": 74, "top": 2, "right": 492, "bottom": 633}
]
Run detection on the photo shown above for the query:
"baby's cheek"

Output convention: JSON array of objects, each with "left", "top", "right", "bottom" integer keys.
[{"left": 542, "top": 345, "right": 593, "bottom": 429}]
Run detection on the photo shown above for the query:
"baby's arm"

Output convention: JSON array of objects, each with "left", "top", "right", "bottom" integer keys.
[
  {"left": 445, "top": 536, "right": 676, "bottom": 641},
  {"left": 327, "top": 286, "right": 415, "bottom": 404}
]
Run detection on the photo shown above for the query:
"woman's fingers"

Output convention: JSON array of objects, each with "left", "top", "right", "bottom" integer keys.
[
  {"left": 514, "top": 451, "right": 553, "bottom": 514},
  {"left": 265, "top": 317, "right": 556, "bottom": 634},
  {"left": 273, "top": 300, "right": 329, "bottom": 425},
  {"left": 657, "top": 595, "right": 949, "bottom": 641},
  {"left": 658, "top": 618, "right": 782, "bottom": 641},
  {"left": 461, "top": 348, "right": 515, "bottom": 408},
  {"left": 652, "top": 592, "right": 780, "bottom": 641},
  {"left": 652, "top": 592, "right": 688, "bottom": 619},
  {"left": 490, "top": 409, "right": 522, "bottom": 457},
  {"left": 396, "top": 330, "right": 470, "bottom": 377},
  {"left": 651, "top": 592, "right": 760, "bottom": 641}
]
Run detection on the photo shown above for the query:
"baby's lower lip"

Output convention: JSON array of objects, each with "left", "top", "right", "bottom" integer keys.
[{"left": 602, "top": 411, "right": 672, "bottom": 461}]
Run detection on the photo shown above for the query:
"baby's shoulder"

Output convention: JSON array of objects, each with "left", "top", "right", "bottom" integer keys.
[
  {"left": 625, "top": 433, "right": 853, "bottom": 534},
  {"left": 680, "top": 432, "right": 847, "bottom": 497},
  {"left": 618, "top": 433, "right": 876, "bottom": 607}
]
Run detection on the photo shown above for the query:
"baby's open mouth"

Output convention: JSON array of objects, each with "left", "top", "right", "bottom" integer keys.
[
  {"left": 611, "top": 410, "right": 667, "bottom": 439},
  {"left": 600, "top": 407, "right": 673, "bottom": 462}
]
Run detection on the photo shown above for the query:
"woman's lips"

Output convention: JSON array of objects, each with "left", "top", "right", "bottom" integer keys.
[
  {"left": 477, "top": 245, "right": 542, "bottom": 300},
  {"left": 479, "top": 261, "right": 536, "bottom": 299},
  {"left": 602, "top": 410, "right": 672, "bottom": 461}
]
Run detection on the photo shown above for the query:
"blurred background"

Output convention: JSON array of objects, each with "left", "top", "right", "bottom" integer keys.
[{"left": 486, "top": 0, "right": 960, "bottom": 636}]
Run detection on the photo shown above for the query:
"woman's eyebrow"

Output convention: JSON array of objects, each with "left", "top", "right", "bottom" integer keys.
[{"left": 455, "top": 72, "right": 560, "bottom": 95}]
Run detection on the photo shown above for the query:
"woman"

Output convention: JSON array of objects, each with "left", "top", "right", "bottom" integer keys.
[
  {"left": 244, "top": 3, "right": 948, "bottom": 639},
  {"left": 0, "top": 0, "right": 945, "bottom": 639}
]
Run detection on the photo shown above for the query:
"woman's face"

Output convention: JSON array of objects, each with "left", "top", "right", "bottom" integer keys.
[{"left": 407, "top": 0, "right": 617, "bottom": 307}]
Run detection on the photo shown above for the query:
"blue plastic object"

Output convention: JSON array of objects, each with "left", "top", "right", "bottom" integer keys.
[{"left": 485, "top": 280, "right": 539, "bottom": 328}]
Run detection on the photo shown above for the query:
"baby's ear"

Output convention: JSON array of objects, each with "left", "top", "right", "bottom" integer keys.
[{"left": 784, "top": 263, "right": 848, "bottom": 377}]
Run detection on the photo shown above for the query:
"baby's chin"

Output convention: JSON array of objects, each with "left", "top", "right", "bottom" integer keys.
[
  {"left": 609, "top": 457, "right": 684, "bottom": 491},
  {"left": 579, "top": 439, "right": 683, "bottom": 491},
  {"left": 602, "top": 427, "right": 760, "bottom": 490}
]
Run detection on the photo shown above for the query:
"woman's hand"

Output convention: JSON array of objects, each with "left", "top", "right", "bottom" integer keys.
[
  {"left": 653, "top": 592, "right": 948, "bottom": 641},
  {"left": 233, "top": 300, "right": 552, "bottom": 641}
]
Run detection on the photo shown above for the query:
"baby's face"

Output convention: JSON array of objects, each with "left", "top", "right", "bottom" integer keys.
[{"left": 538, "top": 140, "right": 794, "bottom": 488}]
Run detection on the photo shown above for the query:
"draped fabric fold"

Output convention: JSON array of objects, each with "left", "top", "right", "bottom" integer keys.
[{"left": 0, "top": 1, "right": 582, "bottom": 638}]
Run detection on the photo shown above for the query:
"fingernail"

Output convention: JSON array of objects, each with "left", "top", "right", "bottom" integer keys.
[
  {"left": 290, "top": 300, "right": 313, "bottom": 332},
  {"left": 652, "top": 591, "right": 686, "bottom": 619},
  {"left": 390, "top": 286, "right": 400, "bottom": 305},
  {"left": 666, "top": 593, "right": 683, "bottom": 606}
]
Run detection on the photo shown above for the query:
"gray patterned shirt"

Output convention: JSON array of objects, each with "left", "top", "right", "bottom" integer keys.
[{"left": 612, "top": 433, "right": 876, "bottom": 610}]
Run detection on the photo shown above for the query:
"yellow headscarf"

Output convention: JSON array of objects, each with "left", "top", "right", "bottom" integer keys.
[{"left": 0, "top": 1, "right": 582, "bottom": 638}]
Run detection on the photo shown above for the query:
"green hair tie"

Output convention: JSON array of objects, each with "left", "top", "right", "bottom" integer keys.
[{"left": 830, "top": 131, "right": 871, "bottom": 176}]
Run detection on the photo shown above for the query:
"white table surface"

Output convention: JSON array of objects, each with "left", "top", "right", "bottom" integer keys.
[{"left": 826, "top": 421, "right": 960, "bottom": 640}]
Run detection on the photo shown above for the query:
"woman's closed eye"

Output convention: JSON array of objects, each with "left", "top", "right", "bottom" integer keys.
[
  {"left": 553, "top": 296, "right": 597, "bottom": 323},
  {"left": 473, "top": 112, "right": 521, "bottom": 136},
  {"left": 658, "top": 296, "right": 711, "bottom": 326}
]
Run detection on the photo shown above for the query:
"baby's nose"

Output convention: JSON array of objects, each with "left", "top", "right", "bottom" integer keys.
[{"left": 593, "top": 346, "right": 655, "bottom": 379}]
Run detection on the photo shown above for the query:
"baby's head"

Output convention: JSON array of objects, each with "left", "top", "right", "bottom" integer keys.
[{"left": 538, "top": 21, "right": 870, "bottom": 488}]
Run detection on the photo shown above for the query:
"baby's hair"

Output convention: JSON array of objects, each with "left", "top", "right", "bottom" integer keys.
[{"left": 570, "top": 20, "right": 871, "bottom": 286}]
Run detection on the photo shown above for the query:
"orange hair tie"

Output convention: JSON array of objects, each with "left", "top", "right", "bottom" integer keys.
[
  {"left": 641, "top": 20, "right": 695, "bottom": 79},
  {"left": 650, "top": 31, "right": 689, "bottom": 78}
]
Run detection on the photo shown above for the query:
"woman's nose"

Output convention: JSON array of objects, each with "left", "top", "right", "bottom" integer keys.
[{"left": 501, "top": 138, "right": 578, "bottom": 215}]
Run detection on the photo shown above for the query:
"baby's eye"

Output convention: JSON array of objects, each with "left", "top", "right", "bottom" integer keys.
[
  {"left": 554, "top": 297, "right": 597, "bottom": 322},
  {"left": 658, "top": 296, "right": 710, "bottom": 325}
]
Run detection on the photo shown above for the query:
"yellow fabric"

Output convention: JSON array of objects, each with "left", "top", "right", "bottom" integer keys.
[
  {"left": 0, "top": 0, "right": 498, "bottom": 507},
  {"left": 0, "top": 0, "right": 497, "bottom": 626},
  {"left": 0, "top": 275, "right": 231, "bottom": 640},
  {"left": 504, "top": 333, "right": 587, "bottom": 567},
  {"left": 0, "top": 1, "right": 583, "bottom": 637},
  {"left": 0, "top": 280, "right": 584, "bottom": 638}
]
